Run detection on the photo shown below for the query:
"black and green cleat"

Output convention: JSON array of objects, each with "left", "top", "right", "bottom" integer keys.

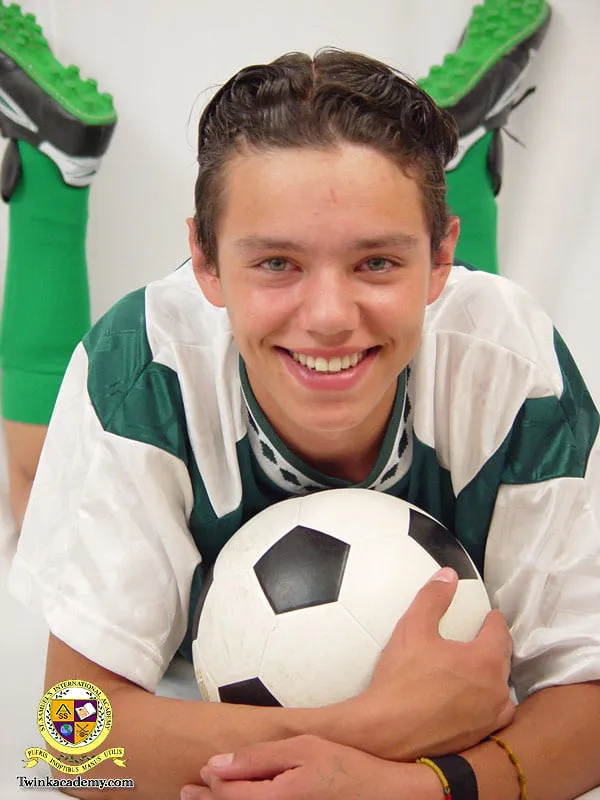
[
  {"left": 419, "top": 0, "right": 551, "bottom": 182},
  {"left": 0, "top": 1, "right": 117, "bottom": 188}
]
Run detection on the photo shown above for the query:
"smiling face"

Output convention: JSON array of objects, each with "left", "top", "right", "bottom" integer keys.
[{"left": 191, "top": 143, "right": 458, "bottom": 470}]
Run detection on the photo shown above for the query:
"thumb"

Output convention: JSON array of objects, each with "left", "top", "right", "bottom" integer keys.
[{"left": 397, "top": 567, "right": 459, "bottom": 637}]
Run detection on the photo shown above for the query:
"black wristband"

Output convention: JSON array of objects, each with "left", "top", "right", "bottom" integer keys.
[{"left": 429, "top": 755, "right": 478, "bottom": 800}]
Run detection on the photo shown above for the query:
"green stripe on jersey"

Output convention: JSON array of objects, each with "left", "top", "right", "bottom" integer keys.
[
  {"left": 83, "top": 288, "right": 243, "bottom": 560},
  {"left": 406, "top": 433, "right": 491, "bottom": 573},
  {"left": 406, "top": 328, "right": 600, "bottom": 574},
  {"left": 503, "top": 329, "right": 599, "bottom": 484}
]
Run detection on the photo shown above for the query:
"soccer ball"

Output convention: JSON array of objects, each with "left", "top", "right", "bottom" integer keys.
[{"left": 191, "top": 488, "right": 490, "bottom": 708}]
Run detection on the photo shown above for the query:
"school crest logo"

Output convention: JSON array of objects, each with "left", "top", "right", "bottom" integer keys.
[{"left": 24, "top": 680, "right": 126, "bottom": 774}]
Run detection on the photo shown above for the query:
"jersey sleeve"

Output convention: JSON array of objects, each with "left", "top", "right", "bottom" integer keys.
[
  {"left": 483, "top": 341, "right": 600, "bottom": 700},
  {"left": 8, "top": 342, "right": 200, "bottom": 693},
  {"left": 485, "top": 445, "right": 600, "bottom": 701}
]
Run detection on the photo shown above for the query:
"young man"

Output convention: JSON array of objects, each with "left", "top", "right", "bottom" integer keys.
[
  {"left": 8, "top": 36, "right": 600, "bottom": 800},
  {"left": 0, "top": 0, "right": 547, "bottom": 535}
]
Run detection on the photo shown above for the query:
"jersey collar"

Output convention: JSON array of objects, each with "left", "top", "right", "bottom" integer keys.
[{"left": 240, "top": 358, "right": 412, "bottom": 495}]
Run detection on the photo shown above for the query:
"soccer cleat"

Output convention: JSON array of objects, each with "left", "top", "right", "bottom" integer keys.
[
  {"left": 419, "top": 0, "right": 552, "bottom": 179},
  {"left": 0, "top": 1, "right": 117, "bottom": 188}
]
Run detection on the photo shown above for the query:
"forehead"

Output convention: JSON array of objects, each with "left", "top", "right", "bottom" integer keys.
[{"left": 217, "top": 144, "right": 428, "bottom": 247}]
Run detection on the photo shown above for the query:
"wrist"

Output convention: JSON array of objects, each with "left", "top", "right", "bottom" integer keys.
[
  {"left": 285, "top": 695, "right": 369, "bottom": 748},
  {"left": 463, "top": 737, "right": 522, "bottom": 800},
  {"left": 319, "top": 691, "right": 417, "bottom": 760},
  {"left": 398, "top": 763, "right": 447, "bottom": 799},
  {"left": 417, "top": 755, "right": 479, "bottom": 800}
]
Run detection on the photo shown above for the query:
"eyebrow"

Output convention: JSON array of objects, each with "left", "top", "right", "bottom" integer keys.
[{"left": 233, "top": 233, "right": 419, "bottom": 253}]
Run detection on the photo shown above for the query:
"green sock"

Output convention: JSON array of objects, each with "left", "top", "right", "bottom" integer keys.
[
  {"left": 0, "top": 141, "right": 91, "bottom": 424},
  {"left": 446, "top": 131, "right": 499, "bottom": 275}
]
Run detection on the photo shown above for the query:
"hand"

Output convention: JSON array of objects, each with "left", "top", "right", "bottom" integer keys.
[
  {"left": 180, "top": 735, "right": 442, "bottom": 800},
  {"left": 349, "top": 567, "right": 515, "bottom": 760}
]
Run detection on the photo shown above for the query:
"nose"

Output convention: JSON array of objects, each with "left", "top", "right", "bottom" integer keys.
[{"left": 296, "top": 268, "right": 360, "bottom": 338}]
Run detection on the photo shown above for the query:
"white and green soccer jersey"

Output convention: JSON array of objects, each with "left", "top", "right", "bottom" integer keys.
[{"left": 9, "top": 262, "right": 600, "bottom": 699}]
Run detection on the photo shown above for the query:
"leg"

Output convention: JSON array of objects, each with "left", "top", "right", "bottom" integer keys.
[
  {"left": 419, "top": 0, "right": 552, "bottom": 272},
  {"left": 0, "top": 3, "right": 116, "bottom": 527},
  {"left": 3, "top": 420, "right": 47, "bottom": 528}
]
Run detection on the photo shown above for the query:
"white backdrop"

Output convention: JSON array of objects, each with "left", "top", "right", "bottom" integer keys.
[{"left": 0, "top": 1, "right": 599, "bottom": 796}]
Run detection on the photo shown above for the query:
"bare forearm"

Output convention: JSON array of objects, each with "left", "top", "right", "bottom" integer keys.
[
  {"left": 47, "top": 635, "right": 350, "bottom": 799},
  {"left": 343, "top": 682, "right": 600, "bottom": 800},
  {"left": 462, "top": 682, "right": 600, "bottom": 800},
  {"left": 64, "top": 685, "right": 340, "bottom": 798}
]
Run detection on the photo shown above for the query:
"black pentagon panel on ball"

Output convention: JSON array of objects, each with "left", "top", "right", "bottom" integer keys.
[
  {"left": 219, "top": 678, "right": 282, "bottom": 706},
  {"left": 408, "top": 509, "right": 478, "bottom": 580},
  {"left": 254, "top": 525, "right": 350, "bottom": 614}
]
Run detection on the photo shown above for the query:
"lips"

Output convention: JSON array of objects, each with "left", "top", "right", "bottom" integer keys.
[{"left": 273, "top": 346, "right": 380, "bottom": 391}]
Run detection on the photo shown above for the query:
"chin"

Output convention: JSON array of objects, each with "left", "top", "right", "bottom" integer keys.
[{"left": 288, "top": 406, "right": 368, "bottom": 434}]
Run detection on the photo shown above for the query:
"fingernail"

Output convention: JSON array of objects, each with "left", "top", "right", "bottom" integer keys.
[
  {"left": 200, "top": 766, "right": 211, "bottom": 784},
  {"left": 208, "top": 752, "right": 234, "bottom": 767},
  {"left": 430, "top": 567, "right": 456, "bottom": 583}
]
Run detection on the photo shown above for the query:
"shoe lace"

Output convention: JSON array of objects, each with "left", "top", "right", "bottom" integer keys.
[{"left": 502, "top": 86, "right": 537, "bottom": 148}]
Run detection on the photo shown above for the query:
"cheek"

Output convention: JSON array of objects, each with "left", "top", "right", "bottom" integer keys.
[
  {"left": 376, "top": 285, "right": 428, "bottom": 337},
  {"left": 225, "top": 285, "right": 290, "bottom": 345}
]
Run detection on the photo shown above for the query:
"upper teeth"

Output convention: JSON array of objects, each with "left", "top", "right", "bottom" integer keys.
[{"left": 291, "top": 351, "right": 366, "bottom": 372}]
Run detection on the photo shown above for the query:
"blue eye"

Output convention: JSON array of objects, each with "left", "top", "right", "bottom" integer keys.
[
  {"left": 362, "top": 257, "right": 392, "bottom": 272},
  {"left": 261, "top": 258, "right": 290, "bottom": 272}
]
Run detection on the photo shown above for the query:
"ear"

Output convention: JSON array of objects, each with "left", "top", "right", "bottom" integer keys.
[
  {"left": 187, "top": 218, "right": 225, "bottom": 308},
  {"left": 427, "top": 215, "right": 460, "bottom": 305}
]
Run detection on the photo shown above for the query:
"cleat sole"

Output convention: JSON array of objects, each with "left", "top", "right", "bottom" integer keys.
[
  {"left": 0, "top": 1, "right": 116, "bottom": 126},
  {"left": 419, "top": 0, "right": 551, "bottom": 108}
]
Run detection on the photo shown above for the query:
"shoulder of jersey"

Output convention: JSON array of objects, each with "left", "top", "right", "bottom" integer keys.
[{"left": 427, "top": 266, "right": 555, "bottom": 364}]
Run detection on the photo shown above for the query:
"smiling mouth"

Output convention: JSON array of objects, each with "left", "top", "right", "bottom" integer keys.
[{"left": 284, "top": 347, "right": 378, "bottom": 373}]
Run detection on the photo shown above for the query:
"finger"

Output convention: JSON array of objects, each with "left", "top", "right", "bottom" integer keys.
[
  {"left": 181, "top": 786, "right": 213, "bottom": 800},
  {"left": 194, "top": 773, "right": 298, "bottom": 800},
  {"left": 202, "top": 738, "right": 309, "bottom": 783},
  {"left": 393, "top": 567, "right": 459, "bottom": 639},
  {"left": 474, "top": 609, "right": 513, "bottom": 677}
]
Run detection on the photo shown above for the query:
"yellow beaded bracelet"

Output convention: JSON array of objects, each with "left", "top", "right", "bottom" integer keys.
[
  {"left": 488, "top": 735, "right": 528, "bottom": 800},
  {"left": 416, "top": 757, "right": 452, "bottom": 798}
]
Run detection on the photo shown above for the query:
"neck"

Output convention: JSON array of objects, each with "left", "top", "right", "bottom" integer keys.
[
  {"left": 258, "top": 389, "right": 398, "bottom": 484},
  {"left": 297, "top": 435, "right": 384, "bottom": 483}
]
